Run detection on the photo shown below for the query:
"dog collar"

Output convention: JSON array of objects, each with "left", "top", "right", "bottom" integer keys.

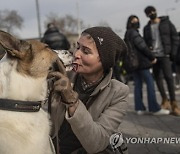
[{"left": 0, "top": 99, "right": 41, "bottom": 112}]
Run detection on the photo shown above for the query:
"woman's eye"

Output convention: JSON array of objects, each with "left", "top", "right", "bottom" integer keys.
[
  {"left": 75, "top": 43, "right": 91, "bottom": 55},
  {"left": 82, "top": 47, "right": 90, "bottom": 54}
]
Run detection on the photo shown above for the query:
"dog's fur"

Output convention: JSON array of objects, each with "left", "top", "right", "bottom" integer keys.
[
  {"left": 0, "top": 31, "right": 59, "bottom": 154},
  {"left": 54, "top": 50, "right": 73, "bottom": 71}
]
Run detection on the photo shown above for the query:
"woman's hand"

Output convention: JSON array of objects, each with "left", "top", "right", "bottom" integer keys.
[
  {"left": 48, "top": 59, "right": 79, "bottom": 110},
  {"left": 151, "top": 58, "right": 157, "bottom": 64}
]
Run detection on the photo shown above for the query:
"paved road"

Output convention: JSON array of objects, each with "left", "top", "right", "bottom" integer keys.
[{"left": 119, "top": 81, "right": 180, "bottom": 154}]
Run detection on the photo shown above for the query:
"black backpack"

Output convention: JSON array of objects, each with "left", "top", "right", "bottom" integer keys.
[{"left": 122, "top": 37, "right": 139, "bottom": 73}]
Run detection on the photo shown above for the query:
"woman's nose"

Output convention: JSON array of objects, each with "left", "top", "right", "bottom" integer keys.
[{"left": 74, "top": 49, "right": 81, "bottom": 58}]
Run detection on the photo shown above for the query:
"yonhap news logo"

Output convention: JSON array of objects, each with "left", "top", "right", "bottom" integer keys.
[
  {"left": 125, "top": 137, "right": 180, "bottom": 144},
  {"left": 110, "top": 134, "right": 180, "bottom": 146},
  {"left": 109, "top": 133, "right": 124, "bottom": 151}
]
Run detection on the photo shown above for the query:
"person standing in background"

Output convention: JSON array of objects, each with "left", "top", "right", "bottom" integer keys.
[
  {"left": 124, "top": 15, "right": 169, "bottom": 115},
  {"left": 143, "top": 6, "right": 180, "bottom": 116},
  {"left": 41, "top": 22, "right": 70, "bottom": 50}
]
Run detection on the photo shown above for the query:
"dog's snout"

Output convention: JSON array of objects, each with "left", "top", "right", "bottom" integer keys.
[{"left": 48, "top": 66, "right": 53, "bottom": 71}]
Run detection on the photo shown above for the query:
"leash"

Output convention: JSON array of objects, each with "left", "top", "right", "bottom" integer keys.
[{"left": 0, "top": 98, "right": 41, "bottom": 112}]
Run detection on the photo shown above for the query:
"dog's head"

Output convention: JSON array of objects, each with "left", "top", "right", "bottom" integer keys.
[{"left": 0, "top": 30, "right": 59, "bottom": 78}]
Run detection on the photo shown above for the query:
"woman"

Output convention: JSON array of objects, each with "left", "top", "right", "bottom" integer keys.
[
  {"left": 49, "top": 27, "right": 129, "bottom": 154},
  {"left": 124, "top": 15, "right": 170, "bottom": 115}
]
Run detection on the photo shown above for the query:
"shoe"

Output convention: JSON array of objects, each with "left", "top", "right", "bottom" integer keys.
[
  {"left": 136, "top": 110, "right": 146, "bottom": 115},
  {"left": 171, "top": 101, "right": 180, "bottom": 116},
  {"left": 152, "top": 109, "right": 170, "bottom": 115},
  {"left": 161, "top": 98, "right": 171, "bottom": 110}
]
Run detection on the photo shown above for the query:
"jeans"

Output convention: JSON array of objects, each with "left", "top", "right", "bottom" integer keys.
[
  {"left": 153, "top": 57, "right": 175, "bottom": 101},
  {"left": 133, "top": 69, "right": 160, "bottom": 112}
]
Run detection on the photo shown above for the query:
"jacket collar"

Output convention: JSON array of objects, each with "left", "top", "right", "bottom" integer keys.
[
  {"left": 70, "top": 68, "right": 113, "bottom": 97},
  {"left": 147, "top": 16, "right": 168, "bottom": 25},
  {"left": 90, "top": 69, "right": 112, "bottom": 96}
]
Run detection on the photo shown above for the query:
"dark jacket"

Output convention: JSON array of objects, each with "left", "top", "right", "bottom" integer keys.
[
  {"left": 124, "top": 28, "right": 155, "bottom": 70},
  {"left": 176, "top": 33, "right": 180, "bottom": 65},
  {"left": 41, "top": 27, "right": 70, "bottom": 50},
  {"left": 176, "top": 47, "right": 180, "bottom": 65},
  {"left": 143, "top": 16, "right": 179, "bottom": 58}
]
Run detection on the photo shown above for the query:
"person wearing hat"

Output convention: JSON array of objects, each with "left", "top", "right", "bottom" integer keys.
[
  {"left": 41, "top": 22, "right": 70, "bottom": 50},
  {"left": 48, "top": 26, "right": 129, "bottom": 154},
  {"left": 143, "top": 6, "right": 180, "bottom": 116}
]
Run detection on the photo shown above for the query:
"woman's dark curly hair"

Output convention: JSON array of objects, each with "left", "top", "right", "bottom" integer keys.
[{"left": 126, "top": 15, "right": 139, "bottom": 30}]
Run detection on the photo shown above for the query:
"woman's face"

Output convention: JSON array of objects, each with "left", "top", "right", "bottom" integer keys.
[
  {"left": 131, "top": 17, "right": 139, "bottom": 24},
  {"left": 130, "top": 17, "right": 140, "bottom": 29},
  {"left": 73, "top": 34, "right": 103, "bottom": 76}
]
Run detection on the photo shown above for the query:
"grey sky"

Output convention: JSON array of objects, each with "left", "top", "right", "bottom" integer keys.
[{"left": 1, "top": 0, "right": 180, "bottom": 39}]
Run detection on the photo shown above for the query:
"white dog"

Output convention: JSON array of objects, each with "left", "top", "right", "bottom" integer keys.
[{"left": 0, "top": 30, "right": 64, "bottom": 154}]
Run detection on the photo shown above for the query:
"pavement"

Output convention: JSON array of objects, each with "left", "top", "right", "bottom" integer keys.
[{"left": 119, "top": 81, "right": 180, "bottom": 154}]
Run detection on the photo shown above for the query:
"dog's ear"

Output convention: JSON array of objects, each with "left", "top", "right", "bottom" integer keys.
[
  {"left": 0, "top": 30, "right": 20, "bottom": 51},
  {"left": 15, "top": 40, "right": 33, "bottom": 60},
  {"left": 0, "top": 30, "right": 32, "bottom": 60}
]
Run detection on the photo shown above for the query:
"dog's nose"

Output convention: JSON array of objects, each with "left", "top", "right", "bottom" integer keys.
[{"left": 48, "top": 66, "right": 53, "bottom": 71}]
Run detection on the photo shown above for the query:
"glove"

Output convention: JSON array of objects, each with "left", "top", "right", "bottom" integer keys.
[{"left": 48, "top": 59, "right": 78, "bottom": 107}]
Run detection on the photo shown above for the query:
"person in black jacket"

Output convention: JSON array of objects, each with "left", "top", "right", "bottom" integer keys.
[
  {"left": 124, "top": 15, "right": 169, "bottom": 115},
  {"left": 41, "top": 23, "right": 70, "bottom": 50},
  {"left": 143, "top": 6, "right": 180, "bottom": 116},
  {"left": 174, "top": 32, "right": 180, "bottom": 89}
]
